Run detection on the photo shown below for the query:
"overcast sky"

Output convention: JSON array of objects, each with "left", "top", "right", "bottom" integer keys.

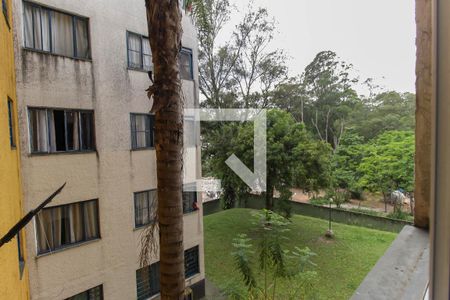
[{"left": 221, "top": 0, "right": 416, "bottom": 95}]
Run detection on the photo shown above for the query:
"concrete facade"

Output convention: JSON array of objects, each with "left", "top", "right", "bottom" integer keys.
[
  {"left": 414, "top": 0, "right": 432, "bottom": 229},
  {"left": 12, "top": 0, "right": 204, "bottom": 299},
  {"left": 0, "top": 0, "right": 30, "bottom": 299}
]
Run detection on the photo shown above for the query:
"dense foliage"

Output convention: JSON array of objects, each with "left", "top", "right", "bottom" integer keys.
[{"left": 192, "top": 0, "right": 415, "bottom": 210}]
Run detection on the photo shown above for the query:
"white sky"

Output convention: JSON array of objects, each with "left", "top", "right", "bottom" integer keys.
[{"left": 221, "top": 0, "right": 416, "bottom": 95}]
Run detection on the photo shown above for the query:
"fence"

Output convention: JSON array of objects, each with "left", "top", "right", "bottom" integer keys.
[{"left": 203, "top": 196, "right": 411, "bottom": 233}]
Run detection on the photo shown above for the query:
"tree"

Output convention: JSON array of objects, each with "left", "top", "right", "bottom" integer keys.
[
  {"left": 191, "top": 0, "right": 287, "bottom": 108},
  {"left": 228, "top": 210, "right": 317, "bottom": 299},
  {"left": 207, "top": 110, "right": 331, "bottom": 210},
  {"left": 357, "top": 131, "right": 415, "bottom": 211},
  {"left": 350, "top": 91, "right": 416, "bottom": 141},
  {"left": 144, "top": 1, "right": 185, "bottom": 297},
  {"left": 301, "top": 51, "right": 360, "bottom": 149}
]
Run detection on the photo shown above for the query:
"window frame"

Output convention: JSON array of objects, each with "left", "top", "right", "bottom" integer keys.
[
  {"left": 179, "top": 47, "right": 194, "bottom": 80},
  {"left": 136, "top": 245, "right": 200, "bottom": 299},
  {"left": 22, "top": 1, "right": 91, "bottom": 60},
  {"left": 7, "top": 97, "right": 16, "bottom": 148},
  {"left": 184, "top": 245, "right": 200, "bottom": 279},
  {"left": 35, "top": 199, "right": 101, "bottom": 255},
  {"left": 65, "top": 285, "right": 103, "bottom": 300},
  {"left": 134, "top": 189, "right": 157, "bottom": 228},
  {"left": 182, "top": 183, "right": 198, "bottom": 214},
  {"left": 3, "top": 0, "right": 10, "bottom": 28},
  {"left": 28, "top": 107, "right": 96, "bottom": 154},
  {"left": 136, "top": 261, "right": 160, "bottom": 300},
  {"left": 17, "top": 232, "right": 25, "bottom": 279},
  {"left": 130, "top": 113, "right": 155, "bottom": 150},
  {"left": 126, "top": 31, "right": 152, "bottom": 72}
]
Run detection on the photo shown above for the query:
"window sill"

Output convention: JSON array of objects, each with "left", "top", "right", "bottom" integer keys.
[
  {"left": 22, "top": 47, "right": 92, "bottom": 62},
  {"left": 131, "top": 147, "right": 155, "bottom": 152},
  {"left": 127, "top": 67, "right": 151, "bottom": 73},
  {"left": 351, "top": 225, "right": 429, "bottom": 300},
  {"left": 142, "top": 273, "right": 202, "bottom": 300},
  {"left": 36, "top": 238, "right": 101, "bottom": 258},
  {"left": 183, "top": 209, "right": 200, "bottom": 216},
  {"left": 29, "top": 150, "right": 97, "bottom": 157}
]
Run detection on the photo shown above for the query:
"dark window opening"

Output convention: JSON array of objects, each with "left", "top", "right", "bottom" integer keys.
[
  {"left": 29, "top": 108, "right": 95, "bottom": 154},
  {"left": 179, "top": 48, "right": 193, "bottom": 80},
  {"left": 184, "top": 246, "right": 200, "bottom": 278},
  {"left": 3, "top": 0, "right": 9, "bottom": 28},
  {"left": 7, "top": 98, "right": 15, "bottom": 148},
  {"left": 17, "top": 232, "right": 25, "bottom": 279},
  {"left": 136, "top": 262, "right": 160, "bottom": 300}
]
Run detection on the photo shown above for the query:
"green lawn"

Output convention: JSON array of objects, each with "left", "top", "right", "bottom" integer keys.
[{"left": 204, "top": 208, "right": 397, "bottom": 299}]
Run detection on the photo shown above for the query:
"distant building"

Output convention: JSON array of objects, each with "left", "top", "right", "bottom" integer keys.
[
  {"left": 0, "top": 0, "right": 30, "bottom": 299},
  {"left": 12, "top": 0, "right": 204, "bottom": 299}
]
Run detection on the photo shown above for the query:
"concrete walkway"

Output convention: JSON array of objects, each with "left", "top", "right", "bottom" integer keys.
[{"left": 202, "top": 278, "right": 226, "bottom": 300}]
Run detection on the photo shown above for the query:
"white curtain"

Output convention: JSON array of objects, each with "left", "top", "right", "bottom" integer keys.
[
  {"left": 143, "top": 37, "right": 152, "bottom": 71},
  {"left": 32, "top": 6, "right": 42, "bottom": 50},
  {"left": 41, "top": 9, "right": 50, "bottom": 51},
  {"left": 30, "top": 109, "right": 49, "bottom": 152},
  {"left": 75, "top": 18, "right": 89, "bottom": 58},
  {"left": 135, "top": 193, "right": 148, "bottom": 225},
  {"left": 128, "top": 33, "right": 141, "bottom": 68},
  {"left": 36, "top": 209, "right": 54, "bottom": 253},
  {"left": 83, "top": 201, "right": 99, "bottom": 239},
  {"left": 24, "top": 4, "right": 33, "bottom": 48},
  {"left": 51, "top": 11, "right": 74, "bottom": 57},
  {"left": 135, "top": 115, "right": 147, "bottom": 148}
]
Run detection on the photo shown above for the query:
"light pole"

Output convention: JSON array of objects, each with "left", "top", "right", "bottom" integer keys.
[{"left": 325, "top": 198, "right": 334, "bottom": 238}]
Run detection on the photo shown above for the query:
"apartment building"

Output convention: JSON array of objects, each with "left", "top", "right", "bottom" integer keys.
[
  {"left": 0, "top": 0, "right": 30, "bottom": 299},
  {"left": 11, "top": 0, "right": 205, "bottom": 299}
]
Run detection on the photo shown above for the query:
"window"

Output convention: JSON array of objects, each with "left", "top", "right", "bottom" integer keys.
[
  {"left": 134, "top": 190, "right": 157, "bottom": 228},
  {"left": 29, "top": 108, "right": 95, "bottom": 153},
  {"left": 3, "top": 0, "right": 9, "bottom": 27},
  {"left": 130, "top": 113, "right": 154, "bottom": 149},
  {"left": 183, "top": 183, "right": 198, "bottom": 214},
  {"left": 127, "top": 32, "right": 152, "bottom": 71},
  {"left": 36, "top": 200, "right": 100, "bottom": 254},
  {"left": 65, "top": 285, "right": 103, "bottom": 300},
  {"left": 23, "top": 1, "right": 90, "bottom": 59},
  {"left": 185, "top": 246, "right": 200, "bottom": 278},
  {"left": 7, "top": 98, "right": 15, "bottom": 148},
  {"left": 184, "top": 116, "right": 196, "bottom": 147},
  {"left": 17, "top": 232, "right": 25, "bottom": 279},
  {"left": 136, "top": 246, "right": 199, "bottom": 299},
  {"left": 179, "top": 48, "right": 193, "bottom": 80},
  {"left": 136, "top": 262, "right": 160, "bottom": 300}
]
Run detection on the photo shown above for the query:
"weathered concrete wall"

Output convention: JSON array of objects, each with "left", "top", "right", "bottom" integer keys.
[
  {"left": 12, "top": 0, "right": 204, "bottom": 299},
  {"left": 414, "top": 0, "right": 432, "bottom": 228}
]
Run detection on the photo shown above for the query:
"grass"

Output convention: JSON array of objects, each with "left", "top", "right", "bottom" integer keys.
[{"left": 204, "top": 208, "right": 397, "bottom": 299}]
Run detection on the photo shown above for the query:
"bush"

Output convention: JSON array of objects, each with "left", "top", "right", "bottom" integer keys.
[
  {"left": 387, "top": 210, "right": 413, "bottom": 221},
  {"left": 350, "top": 190, "right": 365, "bottom": 200},
  {"left": 327, "top": 189, "right": 350, "bottom": 208},
  {"left": 309, "top": 197, "right": 331, "bottom": 206}
]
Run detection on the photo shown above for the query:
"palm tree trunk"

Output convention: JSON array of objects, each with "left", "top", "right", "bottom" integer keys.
[{"left": 145, "top": 1, "right": 185, "bottom": 298}]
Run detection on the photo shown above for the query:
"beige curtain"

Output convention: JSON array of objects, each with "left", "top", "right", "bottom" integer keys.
[
  {"left": 30, "top": 109, "right": 49, "bottom": 152},
  {"left": 70, "top": 204, "right": 84, "bottom": 243},
  {"left": 51, "top": 11, "right": 74, "bottom": 57},
  {"left": 135, "top": 115, "right": 147, "bottom": 148},
  {"left": 24, "top": 4, "right": 33, "bottom": 48},
  {"left": 75, "top": 18, "right": 89, "bottom": 58},
  {"left": 143, "top": 37, "right": 152, "bottom": 71},
  {"left": 36, "top": 209, "right": 54, "bottom": 253},
  {"left": 84, "top": 201, "right": 99, "bottom": 239}
]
